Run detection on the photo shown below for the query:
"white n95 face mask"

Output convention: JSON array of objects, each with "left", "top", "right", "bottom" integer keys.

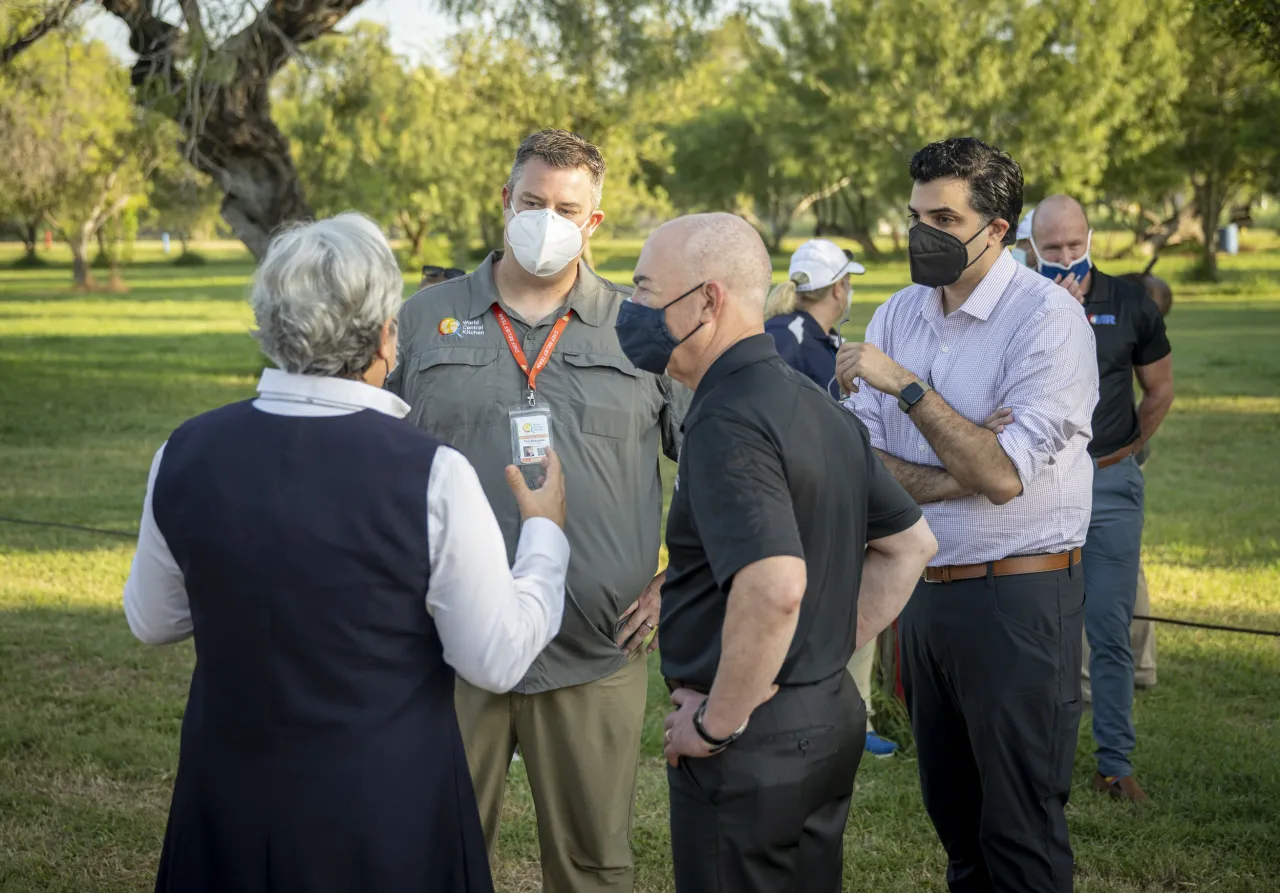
[{"left": 505, "top": 208, "right": 590, "bottom": 277}]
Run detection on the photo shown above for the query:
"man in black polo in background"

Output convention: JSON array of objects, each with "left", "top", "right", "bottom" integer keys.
[
  {"left": 615, "top": 212, "right": 938, "bottom": 892},
  {"left": 1028, "top": 195, "right": 1175, "bottom": 802}
]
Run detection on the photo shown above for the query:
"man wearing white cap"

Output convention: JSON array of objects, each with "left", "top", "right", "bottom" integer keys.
[
  {"left": 764, "top": 239, "right": 866, "bottom": 399},
  {"left": 764, "top": 240, "right": 899, "bottom": 757},
  {"left": 1012, "top": 208, "right": 1037, "bottom": 267}
]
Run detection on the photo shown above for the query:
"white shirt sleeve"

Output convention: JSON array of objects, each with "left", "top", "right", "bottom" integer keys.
[
  {"left": 997, "top": 305, "right": 1099, "bottom": 490},
  {"left": 426, "top": 447, "right": 568, "bottom": 693},
  {"left": 842, "top": 305, "right": 891, "bottom": 453},
  {"left": 123, "top": 443, "right": 193, "bottom": 645}
]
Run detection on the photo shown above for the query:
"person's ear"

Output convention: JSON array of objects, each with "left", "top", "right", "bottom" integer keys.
[
  {"left": 586, "top": 208, "right": 605, "bottom": 236},
  {"left": 380, "top": 318, "right": 398, "bottom": 364},
  {"left": 990, "top": 218, "right": 1010, "bottom": 246},
  {"left": 501, "top": 184, "right": 513, "bottom": 216},
  {"left": 700, "top": 281, "right": 723, "bottom": 322}
]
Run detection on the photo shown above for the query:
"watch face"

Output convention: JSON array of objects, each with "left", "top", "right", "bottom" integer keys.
[{"left": 902, "top": 382, "right": 923, "bottom": 403}]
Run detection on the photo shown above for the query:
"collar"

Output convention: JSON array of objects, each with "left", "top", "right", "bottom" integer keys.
[
  {"left": 466, "top": 250, "right": 610, "bottom": 327},
  {"left": 687, "top": 333, "right": 779, "bottom": 421},
  {"left": 1083, "top": 266, "right": 1111, "bottom": 306},
  {"left": 923, "top": 249, "right": 1016, "bottom": 323},
  {"left": 256, "top": 368, "right": 411, "bottom": 418},
  {"left": 796, "top": 309, "right": 843, "bottom": 348},
  {"left": 793, "top": 309, "right": 828, "bottom": 338}
]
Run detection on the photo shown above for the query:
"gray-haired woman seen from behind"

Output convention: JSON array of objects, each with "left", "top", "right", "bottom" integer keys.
[{"left": 123, "top": 212, "right": 570, "bottom": 893}]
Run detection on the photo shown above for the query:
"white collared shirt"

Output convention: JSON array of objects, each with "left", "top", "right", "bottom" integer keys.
[
  {"left": 845, "top": 251, "right": 1098, "bottom": 565},
  {"left": 123, "top": 368, "right": 569, "bottom": 693}
]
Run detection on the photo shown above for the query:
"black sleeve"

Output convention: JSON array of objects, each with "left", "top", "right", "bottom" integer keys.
[
  {"left": 858, "top": 417, "right": 923, "bottom": 540},
  {"left": 684, "top": 413, "right": 805, "bottom": 591},
  {"left": 1133, "top": 293, "right": 1172, "bottom": 367}
]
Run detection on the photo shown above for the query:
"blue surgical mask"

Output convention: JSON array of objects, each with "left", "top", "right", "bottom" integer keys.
[
  {"left": 614, "top": 282, "right": 706, "bottom": 374},
  {"left": 1030, "top": 230, "right": 1092, "bottom": 282},
  {"left": 1010, "top": 246, "right": 1028, "bottom": 266}
]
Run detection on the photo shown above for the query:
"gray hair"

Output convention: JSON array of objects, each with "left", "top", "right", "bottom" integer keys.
[{"left": 251, "top": 213, "right": 403, "bottom": 377}]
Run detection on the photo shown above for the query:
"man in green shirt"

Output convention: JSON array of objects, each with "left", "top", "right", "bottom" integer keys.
[{"left": 388, "top": 129, "right": 685, "bottom": 893}]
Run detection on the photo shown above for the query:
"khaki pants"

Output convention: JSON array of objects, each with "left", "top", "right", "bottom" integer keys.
[
  {"left": 846, "top": 638, "right": 878, "bottom": 729},
  {"left": 455, "top": 654, "right": 648, "bottom": 893},
  {"left": 1083, "top": 560, "right": 1158, "bottom": 700}
]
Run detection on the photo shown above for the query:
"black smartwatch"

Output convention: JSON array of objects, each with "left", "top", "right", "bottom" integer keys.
[
  {"left": 897, "top": 380, "right": 933, "bottom": 414},
  {"left": 693, "top": 700, "right": 748, "bottom": 754}
]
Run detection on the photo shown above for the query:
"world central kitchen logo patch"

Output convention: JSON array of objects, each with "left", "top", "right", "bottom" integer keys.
[{"left": 1088, "top": 313, "right": 1117, "bottom": 325}]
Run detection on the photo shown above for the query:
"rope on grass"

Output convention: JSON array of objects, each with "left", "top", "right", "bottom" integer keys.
[
  {"left": 1132, "top": 614, "right": 1280, "bottom": 638},
  {"left": 0, "top": 514, "right": 136, "bottom": 540}
]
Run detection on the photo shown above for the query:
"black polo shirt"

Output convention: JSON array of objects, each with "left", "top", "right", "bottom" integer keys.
[
  {"left": 1084, "top": 268, "right": 1171, "bottom": 457},
  {"left": 659, "top": 334, "right": 922, "bottom": 688}
]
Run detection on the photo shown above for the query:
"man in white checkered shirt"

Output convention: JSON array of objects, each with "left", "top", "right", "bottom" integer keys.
[{"left": 837, "top": 138, "right": 1097, "bottom": 893}]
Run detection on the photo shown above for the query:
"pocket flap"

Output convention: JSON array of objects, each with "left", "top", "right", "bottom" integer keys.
[
  {"left": 414, "top": 346, "right": 501, "bottom": 373},
  {"left": 563, "top": 352, "right": 641, "bottom": 377}
]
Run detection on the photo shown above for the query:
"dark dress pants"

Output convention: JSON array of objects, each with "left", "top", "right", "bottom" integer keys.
[
  {"left": 900, "top": 565, "right": 1085, "bottom": 893},
  {"left": 667, "top": 670, "right": 865, "bottom": 893}
]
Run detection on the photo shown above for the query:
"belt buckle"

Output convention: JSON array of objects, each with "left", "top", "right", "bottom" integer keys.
[{"left": 924, "top": 566, "right": 950, "bottom": 584}]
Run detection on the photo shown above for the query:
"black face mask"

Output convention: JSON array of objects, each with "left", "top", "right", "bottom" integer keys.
[
  {"left": 908, "top": 220, "right": 992, "bottom": 288},
  {"left": 614, "top": 281, "right": 706, "bottom": 374}
]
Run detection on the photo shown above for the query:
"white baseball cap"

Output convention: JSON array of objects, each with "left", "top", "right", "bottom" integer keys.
[
  {"left": 1016, "top": 208, "right": 1035, "bottom": 242},
  {"left": 788, "top": 239, "right": 866, "bottom": 292}
]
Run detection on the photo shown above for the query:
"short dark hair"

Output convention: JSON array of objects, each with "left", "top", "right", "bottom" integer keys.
[
  {"left": 909, "top": 138, "right": 1024, "bottom": 246},
  {"left": 508, "top": 129, "right": 607, "bottom": 207}
]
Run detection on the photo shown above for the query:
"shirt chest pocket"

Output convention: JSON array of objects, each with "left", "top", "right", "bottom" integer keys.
[
  {"left": 562, "top": 352, "right": 645, "bottom": 441},
  {"left": 410, "top": 346, "right": 503, "bottom": 434}
]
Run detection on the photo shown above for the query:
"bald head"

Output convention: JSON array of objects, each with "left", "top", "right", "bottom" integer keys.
[
  {"left": 1030, "top": 194, "right": 1091, "bottom": 268},
  {"left": 1032, "top": 195, "right": 1088, "bottom": 237},
  {"left": 630, "top": 213, "right": 776, "bottom": 387},
  {"left": 649, "top": 213, "right": 773, "bottom": 316}
]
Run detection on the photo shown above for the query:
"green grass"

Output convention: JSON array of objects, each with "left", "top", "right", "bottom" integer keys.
[{"left": 2, "top": 235, "right": 1280, "bottom": 892}]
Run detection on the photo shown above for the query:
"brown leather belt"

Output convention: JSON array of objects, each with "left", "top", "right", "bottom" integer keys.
[
  {"left": 923, "top": 548, "right": 1081, "bottom": 584},
  {"left": 664, "top": 678, "right": 710, "bottom": 695},
  {"left": 1096, "top": 442, "right": 1140, "bottom": 470}
]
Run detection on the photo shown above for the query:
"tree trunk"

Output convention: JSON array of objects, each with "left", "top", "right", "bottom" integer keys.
[
  {"left": 20, "top": 220, "right": 38, "bottom": 262},
  {"left": 1196, "top": 178, "right": 1223, "bottom": 281},
  {"left": 179, "top": 232, "right": 189, "bottom": 255},
  {"left": 70, "top": 232, "right": 92, "bottom": 289},
  {"left": 203, "top": 118, "right": 312, "bottom": 259},
  {"left": 838, "top": 190, "right": 882, "bottom": 261},
  {"left": 849, "top": 226, "right": 881, "bottom": 262}
]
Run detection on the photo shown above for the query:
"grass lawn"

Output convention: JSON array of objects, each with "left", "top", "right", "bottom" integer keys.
[{"left": 2, "top": 235, "right": 1279, "bottom": 892}]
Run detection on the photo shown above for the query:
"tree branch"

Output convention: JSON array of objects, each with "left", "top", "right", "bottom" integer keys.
[
  {"left": 1, "top": 0, "right": 87, "bottom": 65},
  {"left": 792, "top": 175, "right": 853, "bottom": 219},
  {"left": 179, "top": 0, "right": 206, "bottom": 47}
]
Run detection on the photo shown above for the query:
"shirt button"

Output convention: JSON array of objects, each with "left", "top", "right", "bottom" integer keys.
[
  {"left": 941, "top": 345, "right": 950, "bottom": 353},
  {"left": 918, "top": 443, "right": 928, "bottom": 452}
]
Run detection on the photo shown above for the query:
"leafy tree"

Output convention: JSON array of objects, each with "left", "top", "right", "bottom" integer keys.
[
  {"left": 1170, "top": 7, "right": 1280, "bottom": 277},
  {"left": 0, "top": 35, "right": 167, "bottom": 286},
  {"left": 4, "top": 0, "right": 376, "bottom": 258},
  {"left": 1198, "top": 0, "right": 1280, "bottom": 65},
  {"left": 146, "top": 162, "right": 225, "bottom": 256}
]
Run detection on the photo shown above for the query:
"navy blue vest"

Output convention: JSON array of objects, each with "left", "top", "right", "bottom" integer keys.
[{"left": 150, "top": 400, "right": 491, "bottom": 893}]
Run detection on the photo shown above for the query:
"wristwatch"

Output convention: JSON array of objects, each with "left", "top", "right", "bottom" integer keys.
[
  {"left": 898, "top": 380, "right": 934, "bottom": 413},
  {"left": 693, "top": 699, "right": 748, "bottom": 754}
]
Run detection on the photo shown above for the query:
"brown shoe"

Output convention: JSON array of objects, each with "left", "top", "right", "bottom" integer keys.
[{"left": 1092, "top": 771, "right": 1149, "bottom": 803}]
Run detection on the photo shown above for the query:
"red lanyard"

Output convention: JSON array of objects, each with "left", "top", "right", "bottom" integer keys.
[{"left": 493, "top": 304, "right": 572, "bottom": 398}]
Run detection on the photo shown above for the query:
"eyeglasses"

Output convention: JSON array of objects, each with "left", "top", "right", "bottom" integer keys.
[{"left": 421, "top": 266, "right": 466, "bottom": 280}]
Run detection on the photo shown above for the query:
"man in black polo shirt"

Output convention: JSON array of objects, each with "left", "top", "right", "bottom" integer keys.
[
  {"left": 1030, "top": 195, "right": 1174, "bottom": 803},
  {"left": 614, "top": 212, "right": 937, "bottom": 892}
]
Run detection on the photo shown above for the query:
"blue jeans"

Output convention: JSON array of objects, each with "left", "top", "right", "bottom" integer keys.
[{"left": 1083, "top": 454, "right": 1145, "bottom": 778}]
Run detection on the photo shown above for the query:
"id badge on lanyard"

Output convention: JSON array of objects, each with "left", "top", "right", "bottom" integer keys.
[{"left": 493, "top": 304, "right": 571, "bottom": 474}]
